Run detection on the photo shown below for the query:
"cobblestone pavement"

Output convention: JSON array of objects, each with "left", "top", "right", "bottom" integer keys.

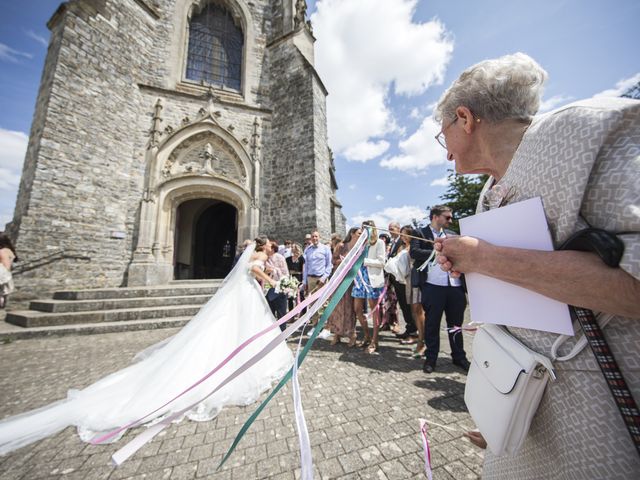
[{"left": 0, "top": 326, "right": 483, "bottom": 479}]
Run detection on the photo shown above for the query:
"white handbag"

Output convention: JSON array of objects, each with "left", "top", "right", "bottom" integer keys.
[{"left": 464, "top": 323, "right": 556, "bottom": 456}]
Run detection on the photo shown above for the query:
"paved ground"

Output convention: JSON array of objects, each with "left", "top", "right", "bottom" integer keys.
[{"left": 0, "top": 324, "right": 483, "bottom": 479}]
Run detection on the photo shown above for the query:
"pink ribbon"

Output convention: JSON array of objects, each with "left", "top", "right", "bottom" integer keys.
[
  {"left": 366, "top": 284, "right": 388, "bottom": 327},
  {"left": 95, "top": 234, "right": 369, "bottom": 464},
  {"left": 447, "top": 325, "right": 478, "bottom": 340},
  {"left": 419, "top": 419, "right": 433, "bottom": 480}
]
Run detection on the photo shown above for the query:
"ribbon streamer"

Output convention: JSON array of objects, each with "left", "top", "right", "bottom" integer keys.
[
  {"left": 99, "top": 230, "right": 370, "bottom": 465},
  {"left": 217, "top": 243, "right": 367, "bottom": 469},
  {"left": 292, "top": 333, "right": 313, "bottom": 480},
  {"left": 419, "top": 419, "right": 433, "bottom": 480}
]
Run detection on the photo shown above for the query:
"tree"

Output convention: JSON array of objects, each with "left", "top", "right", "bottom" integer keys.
[{"left": 435, "top": 170, "right": 489, "bottom": 233}]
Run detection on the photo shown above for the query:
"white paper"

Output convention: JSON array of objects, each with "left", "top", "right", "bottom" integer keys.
[{"left": 459, "top": 197, "right": 573, "bottom": 335}]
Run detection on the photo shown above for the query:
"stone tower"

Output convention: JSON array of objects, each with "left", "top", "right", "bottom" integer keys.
[{"left": 7, "top": 0, "right": 345, "bottom": 301}]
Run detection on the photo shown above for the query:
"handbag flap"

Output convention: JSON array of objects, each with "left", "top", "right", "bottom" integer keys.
[{"left": 472, "top": 327, "right": 528, "bottom": 394}]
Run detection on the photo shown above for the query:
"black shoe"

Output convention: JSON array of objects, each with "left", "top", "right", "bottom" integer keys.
[
  {"left": 453, "top": 358, "right": 471, "bottom": 373},
  {"left": 422, "top": 361, "right": 435, "bottom": 374}
]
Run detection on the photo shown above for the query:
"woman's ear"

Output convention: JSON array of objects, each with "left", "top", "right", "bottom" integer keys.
[{"left": 455, "top": 106, "right": 479, "bottom": 133}]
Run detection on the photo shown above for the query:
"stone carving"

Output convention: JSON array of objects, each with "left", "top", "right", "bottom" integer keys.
[
  {"left": 294, "top": 0, "right": 307, "bottom": 29},
  {"left": 250, "top": 117, "right": 261, "bottom": 161},
  {"left": 161, "top": 132, "right": 247, "bottom": 185},
  {"left": 148, "top": 98, "right": 163, "bottom": 149}
]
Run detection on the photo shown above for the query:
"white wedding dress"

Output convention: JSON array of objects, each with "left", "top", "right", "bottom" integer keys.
[{"left": 0, "top": 244, "right": 293, "bottom": 455}]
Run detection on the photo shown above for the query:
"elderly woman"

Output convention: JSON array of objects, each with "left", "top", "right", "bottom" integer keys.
[{"left": 433, "top": 53, "right": 639, "bottom": 479}]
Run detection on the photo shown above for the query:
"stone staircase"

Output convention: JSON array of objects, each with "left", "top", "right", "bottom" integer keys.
[{"left": 1, "top": 280, "right": 222, "bottom": 341}]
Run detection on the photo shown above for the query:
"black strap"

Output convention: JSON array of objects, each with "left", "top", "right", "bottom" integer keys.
[
  {"left": 559, "top": 228, "right": 640, "bottom": 456},
  {"left": 570, "top": 306, "right": 640, "bottom": 455}
]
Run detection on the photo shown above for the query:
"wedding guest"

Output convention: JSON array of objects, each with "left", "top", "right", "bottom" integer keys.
[
  {"left": 388, "top": 222, "right": 418, "bottom": 339},
  {"left": 433, "top": 52, "right": 639, "bottom": 478},
  {"left": 0, "top": 234, "right": 18, "bottom": 309},
  {"left": 327, "top": 227, "right": 360, "bottom": 346},
  {"left": 278, "top": 239, "right": 293, "bottom": 259},
  {"left": 303, "top": 233, "right": 312, "bottom": 249},
  {"left": 352, "top": 221, "right": 386, "bottom": 353},
  {"left": 330, "top": 234, "right": 342, "bottom": 255},
  {"left": 286, "top": 243, "right": 305, "bottom": 312},
  {"left": 265, "top": 241, "right": 289, "bottom": 331},
  {"left": 303, "top": 231, "right": 332, "bottom": 327},
  {"left": 411, "top": 206, "right": 470, "bottom": 374},
  {"left": 401, "top": 225, "right": 425, "bottom": 358}
]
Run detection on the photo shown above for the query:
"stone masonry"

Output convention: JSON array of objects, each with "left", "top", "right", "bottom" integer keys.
[{"left": 6, "top": 0, "right": 346, "bottom": 302}]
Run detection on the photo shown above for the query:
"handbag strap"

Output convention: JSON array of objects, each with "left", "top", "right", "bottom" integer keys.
[{"left": 571, "top": 305, "right": 640, "bottom": 456}]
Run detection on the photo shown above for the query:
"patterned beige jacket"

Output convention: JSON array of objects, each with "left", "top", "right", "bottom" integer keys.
[{"left": 477, "top": 97, "right": 640, "bottom": 479}]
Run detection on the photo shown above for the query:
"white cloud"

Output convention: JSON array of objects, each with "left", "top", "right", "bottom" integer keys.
[
  {"left": 343, "top": 140, "right": 390, "bottom": 162},
  {"left": 375, "top": 195, "right": 384, "bottom": 201},
  {"left": 0, "top": 128, "right": 28, "bottom": 172},
  {"left": 312, "top": 0, "right": 453, "bottom": 152},
  {"left": 348, "top": 183, "right": 357, "bottom": 190},
  {"left": 26, "top": 30, "right": 48, "bottom": 48},
  {"left": 538, "top": 94, "right": 573, "bottom": 113},
  {"left": 430, "top": 176, "right": 449, "bottom": 187},
  {"left": 0, "top": 128, "right": 27, "bottom": 230},
  {"left": 0, "top": 43, "right": 33, "bottom": 62},
  {"left": 380, "top": 116, "right": 447, "bottom": 173},
  {"left": 352, "top": 205, "right": 426, "bottom": 228},
  {"left": 593, "top": 72, "right": 640, "bottom": 98},
  {"left": 409, "top": 107, "right": 421, "bottom": 119}
]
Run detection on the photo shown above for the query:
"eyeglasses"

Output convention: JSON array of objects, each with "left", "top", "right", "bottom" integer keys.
[
  {"left": 442, "top": 215, "right": 453, "bottom": 221},
  {"left": 435, "top": 116, "right": 457, "bottom": 149}
]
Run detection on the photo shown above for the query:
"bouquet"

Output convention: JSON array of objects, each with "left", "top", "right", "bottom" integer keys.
[{"left": 275, "top": 275, "right": 300, "bottom": 298}]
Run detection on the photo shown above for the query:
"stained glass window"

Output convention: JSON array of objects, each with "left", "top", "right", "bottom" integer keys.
[{"left": 186, "top": 3, "right": 243, "bottom": 91}]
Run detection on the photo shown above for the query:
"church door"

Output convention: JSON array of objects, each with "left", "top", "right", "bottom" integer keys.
[{"left": 174, "top": 199, "right": 237, "bottom": 279}]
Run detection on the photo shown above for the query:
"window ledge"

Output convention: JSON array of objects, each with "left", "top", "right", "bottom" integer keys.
[{"left": 177, "top": 80, "right": 243, "bottom": 100}]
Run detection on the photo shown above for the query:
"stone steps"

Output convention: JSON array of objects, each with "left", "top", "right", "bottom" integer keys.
[
  {"left": 0, "top": 317, "right": 191, "bottom": 341},
  {"left": 53, "top": 283, "right": 220, "bottom": 300},
  {"left": 30, "top": 294, "right": 212, "bottom": 313},
  {"left": 1, "top": 281, "right": 222, "bottom": 338},
  {"left": 7, "top": 304, "right": 205, "bottom": 328}
]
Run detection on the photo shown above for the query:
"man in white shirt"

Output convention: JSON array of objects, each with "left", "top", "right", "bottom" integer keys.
[{"left": 410, "top": 206, "right": 470, "bottom": 374}]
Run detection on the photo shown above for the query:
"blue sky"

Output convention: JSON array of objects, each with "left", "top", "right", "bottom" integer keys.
[{"left": 1, "top": 0, "right": 639, "bottom": 230}]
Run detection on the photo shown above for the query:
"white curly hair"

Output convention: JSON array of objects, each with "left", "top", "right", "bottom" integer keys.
[{"left": 434, "top": 53, "right": 548, "bottom": 123}]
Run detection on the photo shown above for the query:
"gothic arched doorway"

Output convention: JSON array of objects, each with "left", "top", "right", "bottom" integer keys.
[{"left": 174, "top": 199, "right": 237, "bottom": 279}]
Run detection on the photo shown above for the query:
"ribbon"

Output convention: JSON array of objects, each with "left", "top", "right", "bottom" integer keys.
[
  {"left": 447, "top": 325, "right": 478, "bottom": 341},
  {"left": 365, "top": 284, "right": 387, "bottom": 326},
  {"left": 292, "top": 333, "right": 312, "bottom": 480},
  {"left": 217, "top": 243, "right": 366, "bottom": 470},
  {"left": 417, "top": 229, "right": 444, "bottom": 272},
  {"left": 99, "top": 230, "right": 370, "bottom": 465},
  {"left": 419, "top": 419, "right": 433, "bottom": 480}
]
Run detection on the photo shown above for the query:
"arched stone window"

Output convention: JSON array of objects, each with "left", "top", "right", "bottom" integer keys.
[{"left": 185, "top": 2, "right": 243, "bottom": 91}]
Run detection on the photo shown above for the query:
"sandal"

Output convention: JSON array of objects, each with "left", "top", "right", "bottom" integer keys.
[
  {"left": 367, "top": 343, "right": 378, "bottom": 354},
  {"left": 347, "top": 333, "right": 357, "bottom": 348},
  {"left": 357, "top": 337, "right": 371, "bottom": 348},
  {"left": 412, "top": 344, "right": 426, "bottom": 358},
  {"left": 330, "top": 334, "right": 340, "bottom": 346}
]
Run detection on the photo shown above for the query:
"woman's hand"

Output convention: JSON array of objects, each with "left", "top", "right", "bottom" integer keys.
[{"left": 434, "top": 236, "right": 488, "bottom": 277}]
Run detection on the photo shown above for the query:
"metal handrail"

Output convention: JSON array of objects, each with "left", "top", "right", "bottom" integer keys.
[{"left": 12, "top": 249, "right": 91, "bottom": 276}]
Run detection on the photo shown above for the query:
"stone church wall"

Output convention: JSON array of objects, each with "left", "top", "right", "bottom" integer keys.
[
  {"left": 9, "top": 1, "right": 158, "bottom": 301},
  {"left": 8, "top": 0, "right": 345, "bottom": 302}
]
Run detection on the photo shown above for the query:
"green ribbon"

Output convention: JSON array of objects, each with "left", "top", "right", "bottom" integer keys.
[{"left": 217, "top": 248, "right": 366, "bottom": 469}]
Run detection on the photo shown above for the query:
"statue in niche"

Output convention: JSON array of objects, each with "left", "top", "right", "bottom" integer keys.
[
  {"left": 200, "top": 143, "right": 218, "bottom": 175},
  {"left": 294, "top": 0, "right": 307, "bottom": 29}
]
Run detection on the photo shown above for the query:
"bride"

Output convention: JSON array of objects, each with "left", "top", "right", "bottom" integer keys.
[{"left": 0, "top": 236, "right": 293, "bottom": 455}]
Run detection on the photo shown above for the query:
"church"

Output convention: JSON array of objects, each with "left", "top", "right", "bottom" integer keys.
[{"left": 7, "top": 0, "right": 345, "bottom": 302}]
